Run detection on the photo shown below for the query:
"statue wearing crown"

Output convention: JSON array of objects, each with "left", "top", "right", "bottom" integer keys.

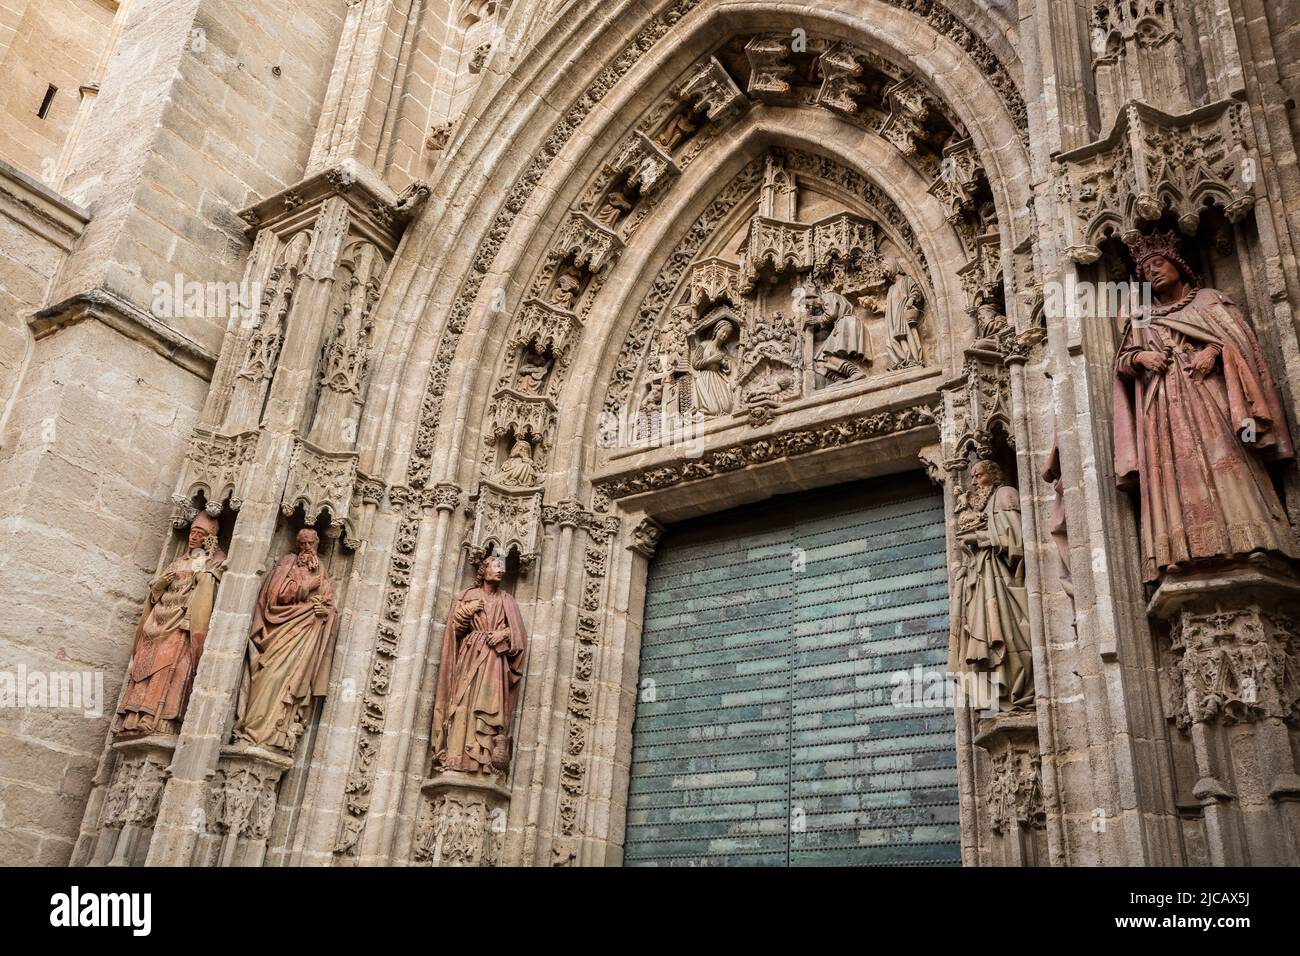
[{"left": 1113, "top": 230, "right": 1300, "bottom": 582}]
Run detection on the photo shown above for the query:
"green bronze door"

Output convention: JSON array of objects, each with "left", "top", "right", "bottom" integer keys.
[{"left": 623, "top": 475, "right": 959, "bottom": 866}]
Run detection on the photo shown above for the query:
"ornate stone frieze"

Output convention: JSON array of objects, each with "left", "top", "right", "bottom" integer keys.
[
  {"left": 596, "top": 403, "right": 936, "bottom": 499},
  {"left": 1056, "top": 99, "right": 1255, "bottom": 264},
  {"left": 282, "top": 438, "right": 358, "bottom": 534}
]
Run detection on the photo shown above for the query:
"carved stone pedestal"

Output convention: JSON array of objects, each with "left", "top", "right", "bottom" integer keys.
[
  {"left": 86, "top": 736, "right": 176, "bottom": 866},
  {"left": 412, "top": 772, "right": 509, "bottom": 867},
  {"left": 974, "top": 713, "right": 1046, "bottom": 866},
  {"left": 192, "top": 744, "right": 294, "bottom": 867},
  {"left": 1150, "top": 565, "right": 1300, "bottom": 866}
]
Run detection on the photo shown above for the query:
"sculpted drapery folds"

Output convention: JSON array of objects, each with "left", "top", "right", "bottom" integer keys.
[
  {"left": 690, "top": 318, "right": 735, "bottom": 417},
  {"left": 432, "top": 556, "right": 528, "bottom": 776},
  {"left": 811, "top": 286, "right": 872, "bottom": 382},
  {"left": 881, "top": 256, "right": 924, "bottom": 370},
  {"left": 113, "top": 513, "right": 226, "bottom": 739},
  {"left": 232, "top": 529, "right": 339, "bottom": 755},
  {"left": 1113, "top": 231, "right": 1300, "bottom": 582},
  {"left": 950, "top": 460, "right": 1035, "bottom": 712}
]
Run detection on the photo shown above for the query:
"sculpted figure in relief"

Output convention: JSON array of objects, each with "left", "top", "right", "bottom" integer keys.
[
  {"left": 690, "top": 318, "right": 736, "bottom": 417},
  {"left": 809, "top": 285, "right": 872, "bottom": 382},
  {"left": 594, "top": 185, "right": 634, "bottom": 227},
  {"left": 494, "top": 437, "right": 539, "bottom": 487},
  {"left": 1113, "top": 230, "right": 1299, "bottom": 582},
  {"left": 881, "top": 257, "right": 925, "bottom": 369},
  {"left": 432, "top": 556, "right": 528, "bottom": 776},
  {"left": 113, "top": 513, "right": 226, "bottom": 739},
  {"left": 950, "top": 460, "right": 1035, "bottom": 712},
  {"left": 232, "top": 529, "right": 338, "bottom": 754},
  {"left": 550, "top": 267, "right": 582, "bottom": 309}
]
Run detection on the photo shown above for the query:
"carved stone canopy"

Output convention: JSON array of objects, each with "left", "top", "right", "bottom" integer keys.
[{"left": 1055, "top": 99, "right": 1256, "bottom": 264}]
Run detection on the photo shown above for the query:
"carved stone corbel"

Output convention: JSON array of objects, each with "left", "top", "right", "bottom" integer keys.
[
  {"left": 975, "top": 714, "right": 1046, "bottom": 866},
  {"left": 628, "top": 516, "right": 665, "bottom": 558},
  {"left": 412, "top": 773, "right": 509, "bottom": 867}
]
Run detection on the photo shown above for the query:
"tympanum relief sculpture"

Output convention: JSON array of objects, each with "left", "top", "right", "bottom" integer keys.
[
  {"left": 625, "top": 150, "right": 934, "bottom": 442},
  {"left": 232, "top": 529, "right": 339, "bottom": 755},
  {"left": 431, "top": 555, "right": 529, "bottom": 776},
  {"left": 1113, "top": 230, "right": 1300, "bottom": 581},
  {"left": 950, "top": 460, "right": 1034, "bottom": 712},
  {"left": 114, "top": 513, "right": 226, "bottom": 739}
]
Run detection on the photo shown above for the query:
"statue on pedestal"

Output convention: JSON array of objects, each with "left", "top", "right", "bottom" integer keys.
[
  {"left": 432, "top": 555, "right": 528, "bottom": 775},
  {"left": 232, "top": 529, "right": 339, "bottom": 754},
  {"left": 113, "top": 512, "right": 225, "bottom": 739},
  {"left": 1113, "top": 230, "right": 1299, "bottom": 582}
]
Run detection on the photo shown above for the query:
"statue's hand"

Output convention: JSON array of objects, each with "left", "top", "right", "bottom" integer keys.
[
  {"left": 1189, "top": 346, "right": 1218, "bottom": 381},
  {"left": 463, "top": 598, "right": 485, "bottom": 617},
  {"left": 486, "top": 628, "right": 510, "bottom": 650},
  {"left": 1135, "top": 350, "right": 1170, "bottom": 375}
]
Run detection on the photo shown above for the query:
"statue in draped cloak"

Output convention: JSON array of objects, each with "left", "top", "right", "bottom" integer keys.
[
  {"left": 233, "top": 529, "right": 338, "bottom": 754},
  {"left": 881, "top": 257, "right": 925, "bottom": 370},
  {"left": 432, "top": 555, "right": 528, "bottom": 775},
  {"left": 113, "top": 512, "right": 225, "bottom": 738},
  {"left": 1112, "top": 230, "right": 1299, "bottom": 582},
  {"left": 950, "top": 460, "right": 1035, "bottom": 712}
]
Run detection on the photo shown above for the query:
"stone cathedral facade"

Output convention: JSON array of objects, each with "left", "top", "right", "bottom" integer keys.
[{"left": 2, "top": 0, "right": 1300, "bottom": 868}]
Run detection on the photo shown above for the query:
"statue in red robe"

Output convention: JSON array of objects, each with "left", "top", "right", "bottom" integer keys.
[
  {"left": 1113, "top": 231, "right": 1299, "bottom": 582},
  {"left": 431, "top": 555, "right": 528, "bottom": 775},
  {"left": 113, "top": 512, "right": 225, "bottom": 738},
  {"left": 233, "top": 529, "right": 338, "bottom": 755}
]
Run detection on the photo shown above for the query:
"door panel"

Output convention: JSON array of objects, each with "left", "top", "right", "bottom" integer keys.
[{"left": 624, "top": 475, "right": 959, "bottom": 867}]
